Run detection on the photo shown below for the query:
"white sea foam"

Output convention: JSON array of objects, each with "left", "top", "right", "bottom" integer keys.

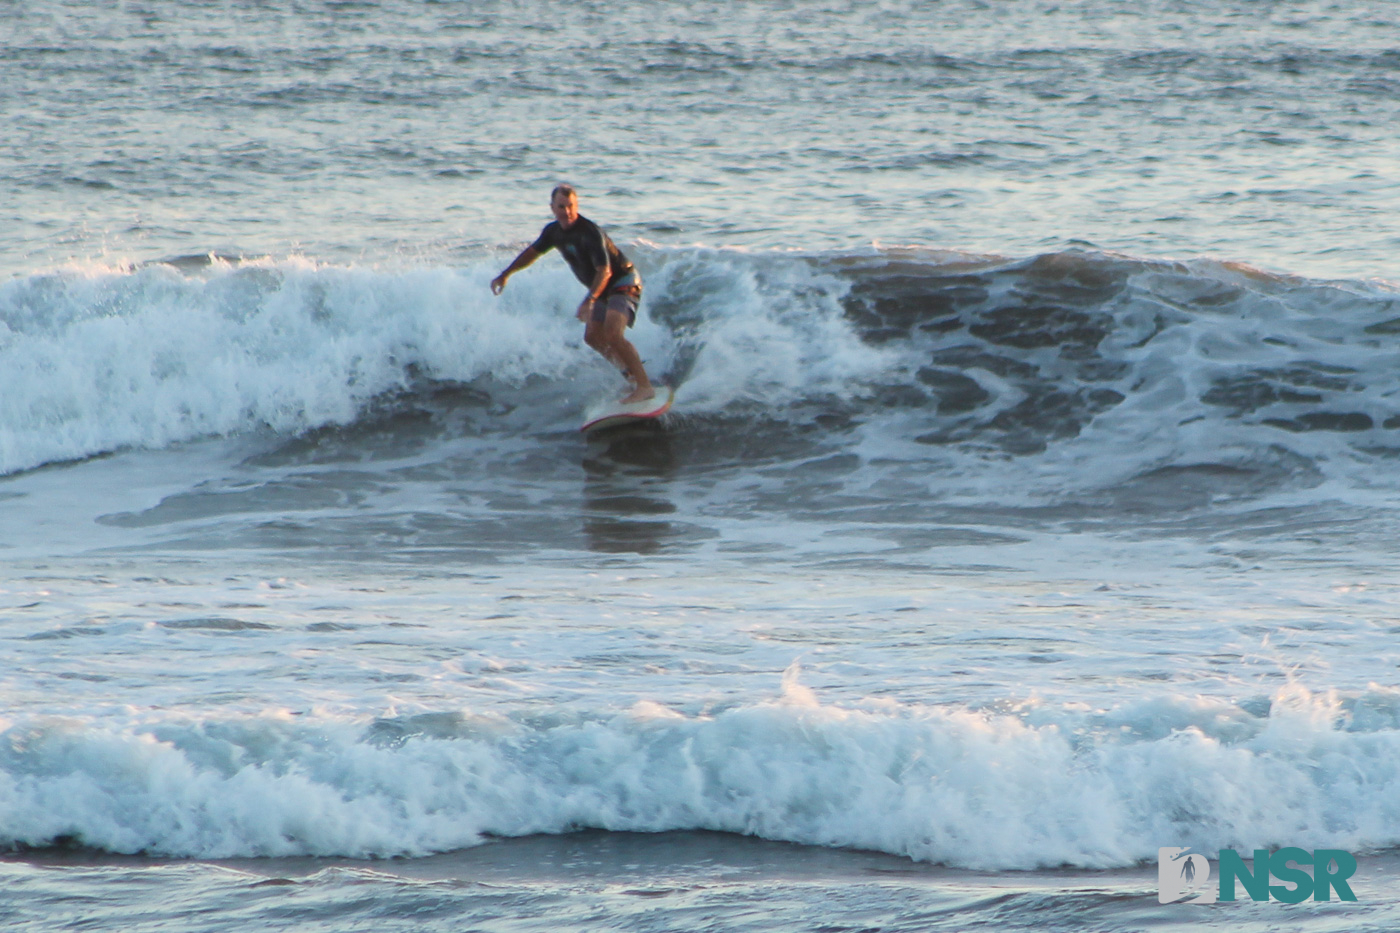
[
  {"left": 4, "top": 681, "right": 1398, "bottom": 867},
  {"left": 0, "top": 258, "right": 586, "bottom": 475},
  {"left": 645, "top": 249, "right": 889, "bottom": 410}
]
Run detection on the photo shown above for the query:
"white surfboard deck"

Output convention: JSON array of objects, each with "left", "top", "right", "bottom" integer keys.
[{"left": 581, "top": 385, "right": 675, "bottom": 433}]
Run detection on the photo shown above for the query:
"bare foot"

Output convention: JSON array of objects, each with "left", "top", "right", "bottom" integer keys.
[{"left": 620, "top": 385, "right": 656, "bottom": 405}]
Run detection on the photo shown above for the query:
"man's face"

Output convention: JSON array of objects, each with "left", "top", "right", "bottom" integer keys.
[{"left": 551, "top": 192, "right": 579, "bottom": 227}]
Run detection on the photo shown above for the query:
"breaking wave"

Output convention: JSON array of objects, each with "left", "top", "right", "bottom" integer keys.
[
  {"left": 3, "top": 246, "right": 1398, "bottom": 503},
  {"left": 4, "top": 676, "right": 1399, "bottom": 867}
]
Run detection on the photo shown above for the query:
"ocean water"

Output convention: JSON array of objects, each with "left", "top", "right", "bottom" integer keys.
[{"left": 4, "top": 1, "right": 1400, "bottom": 930}]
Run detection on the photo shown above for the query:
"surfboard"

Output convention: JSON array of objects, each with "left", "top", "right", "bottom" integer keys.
[{"left": 581, "top": 385, "right": 675, "bottom": 432}]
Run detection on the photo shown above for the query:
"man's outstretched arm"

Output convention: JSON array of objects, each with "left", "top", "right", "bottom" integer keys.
[{"left": 491, "top": 246, "right": 542, "bottom": 295}]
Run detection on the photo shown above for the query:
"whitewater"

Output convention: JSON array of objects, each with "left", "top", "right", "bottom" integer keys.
[{"left": 4, "top": 1, "right": 1400, "bottom": 931}]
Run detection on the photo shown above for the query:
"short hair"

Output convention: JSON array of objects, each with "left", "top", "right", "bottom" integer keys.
[{"left": 550, "top": 184, "right": 578, "bottom": 202}]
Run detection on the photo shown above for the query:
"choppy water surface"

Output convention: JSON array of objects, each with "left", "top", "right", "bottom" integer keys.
[
  {"left": 4, "top": 2, "right": 1400, "bottom": 931},
  {"left": 4, "top": 0, "right": 1400, "bottom": 276}
]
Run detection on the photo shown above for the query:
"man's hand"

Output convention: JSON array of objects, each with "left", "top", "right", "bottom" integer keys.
[{"left": 490, "top": 273, "right": 508, "bottom": 295}]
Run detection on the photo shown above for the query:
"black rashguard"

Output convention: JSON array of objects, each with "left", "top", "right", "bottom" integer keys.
[{"left": 530, "top": 216, "right": 634, "bottom": 293}]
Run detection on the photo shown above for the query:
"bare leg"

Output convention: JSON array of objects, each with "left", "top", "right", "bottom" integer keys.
[
  {"left": 585, "top": 309, "right": 652, "bottom": 403},
  {"left": 583, "top": 323, "right": 628, "bottom": 379},
  {"left": 585, "top": 331, "right": 628, "bottom": 376}
]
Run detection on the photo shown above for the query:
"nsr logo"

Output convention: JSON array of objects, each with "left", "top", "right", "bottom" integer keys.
[{"left": 1159, "top": 847, "right": 1358, "bottom": 904}]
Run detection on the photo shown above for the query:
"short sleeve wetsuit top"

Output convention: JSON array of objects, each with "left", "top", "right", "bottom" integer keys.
[{"left": 530, "top": 216, "right": 635, "bottom": 293}]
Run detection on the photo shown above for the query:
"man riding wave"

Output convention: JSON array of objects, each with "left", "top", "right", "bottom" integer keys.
[{"left": 490, "top": 185, "right": 654, "bottom": 404}]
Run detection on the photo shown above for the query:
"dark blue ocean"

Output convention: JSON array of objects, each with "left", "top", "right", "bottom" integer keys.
[{"left": 4, "top": 2, "right": 1400, "bottom": 930}]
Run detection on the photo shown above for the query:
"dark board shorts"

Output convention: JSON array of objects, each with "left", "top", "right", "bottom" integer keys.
[{"left": 590, "top": 269, "right": 642, "bottom": 327}]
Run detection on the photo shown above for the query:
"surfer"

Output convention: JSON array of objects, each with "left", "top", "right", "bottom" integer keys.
[{"left": 490, "top": 185, "right": 654, "bottom": 404}]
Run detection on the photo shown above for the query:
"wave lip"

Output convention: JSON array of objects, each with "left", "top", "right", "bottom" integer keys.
[{"left": 3, "top": 683, "right": 1398, "bottom": 867}]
